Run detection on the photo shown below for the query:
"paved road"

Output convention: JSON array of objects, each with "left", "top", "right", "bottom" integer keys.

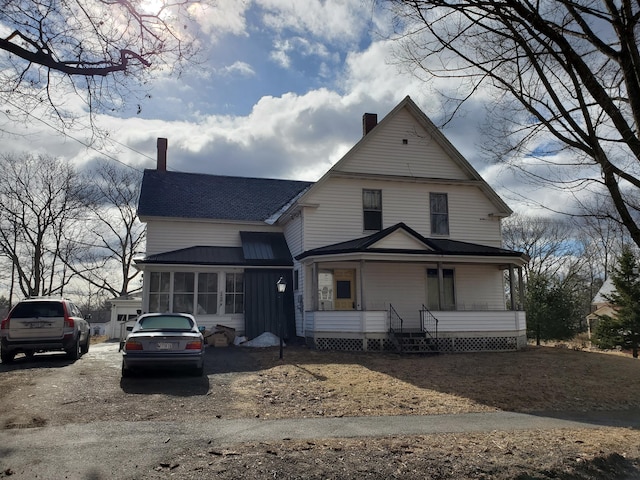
[{"left": 2, "top": 408, "right": 640, "bottom": 479}]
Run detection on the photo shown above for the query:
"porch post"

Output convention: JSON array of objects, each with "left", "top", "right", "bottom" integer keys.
[
  {"left": 518, "top": 266, "right": 525, "bottom": 310},
  {"left": 509, "top": 264, "right": 516, "bottom": 310},
  {"left": 312, "top": 262, "right": 318, "bottom": 311},
  {"left": 437, "top": 262, "right": 445, "bottom": 310},
  {"left": 359, "top": 260, "right": 365, "bottom": 311}
]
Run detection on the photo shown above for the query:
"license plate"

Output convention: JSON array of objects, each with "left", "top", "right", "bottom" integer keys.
[
  {"left": 28, "top": 322, "right": 45, "bottom": 328},
  {"left": 157, "top": 342, "right": 175, "bottom": 350}
]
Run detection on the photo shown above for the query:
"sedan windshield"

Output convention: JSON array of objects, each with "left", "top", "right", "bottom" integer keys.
[{"left": 137, "top": 315, "right": 194, "bottom": 331}]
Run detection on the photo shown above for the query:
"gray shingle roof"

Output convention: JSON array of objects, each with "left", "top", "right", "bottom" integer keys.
[
  {"left": 296, "top": 223, "right": 528, "bottom": 260},
  {"left": 136, "top": 232, "right": 294, "bottom": 266},
  {"left": 138, "top": 170, "right": 312, "bottom": 222}
]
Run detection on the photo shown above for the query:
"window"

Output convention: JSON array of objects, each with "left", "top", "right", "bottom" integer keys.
[
  {"left": 225, "top": 272, "right": 244, "bottom": 314},
  {"left": 149, "top": 272, "right": 170, "bottom": 312},
  {"left": 430, "top": 193, "right": 449, "bottom": 235},
  {"left": 426, "top": 268, "right": 455, "bottom": 310},
  {"left": 197, "top": 273, "right": 218, "bottom": 314},
  {"left": 363, "top": 189, "right": 382, "bottom": 231},
  {"left": 172, "top": 272, "right": 194, "bottom": 313}
]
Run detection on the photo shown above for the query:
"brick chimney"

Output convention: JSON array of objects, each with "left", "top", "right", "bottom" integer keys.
[
  {"left": 362, "top": 113, "right": 377, "bottom": 136},
  {"left": 157, "top": 137, "right": 167, "bottom": 171}
]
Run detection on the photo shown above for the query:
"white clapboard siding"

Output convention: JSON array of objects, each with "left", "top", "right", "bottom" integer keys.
[
  {"left": 283, "top": 214, "right": 304, "bottom": 256},
  {"left": 145, "top": 220, "right": 281, "bottom": 255},
  {"left": 454, "top": 265, "right": 506, "bottom": 311},
  {"left": 307, "top": 310, "right": 388, "bottom": 333},
  {"left": 363, "top": 263, "right": 426, "bottom": 328},
  {"left": 302, "top": 177, "right": 503, "bottom": 251},
  {"left": 436, "top": 311, "right": 525, "bottom": 332},
  {"left": 337, "top": 108, "right": 469, "bottom": 180}
]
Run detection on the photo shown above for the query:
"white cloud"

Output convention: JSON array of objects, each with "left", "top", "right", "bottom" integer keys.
[
  {"left": 218, "top": 61, "right": 256, "bottom": 77},
  {"left": 257, "top": 0, "right": 370, "bottom": 45},
  {"left": 189, "top": 0, "right": 251, "bottom": 39}
]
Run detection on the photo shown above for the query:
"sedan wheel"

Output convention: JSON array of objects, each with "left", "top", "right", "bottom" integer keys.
[{"left": 121, "top": 361, "right": 132, "bottom": 378}]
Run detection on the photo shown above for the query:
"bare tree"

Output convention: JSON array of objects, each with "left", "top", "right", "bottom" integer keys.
[
  {"left": 387, "top": 1, "right": 640, "bottom": 247},
  {"left": 0, "top": 0, "right": 198, "bottom": 131},
  {"left": 0, "top": 153, "right": 89, "bottom": 300},
  {"left": 68, "top": 160, "right": 145, "bottom": 298},
  {"left": 502, "top": 214, "right": 579, "bottom": 282}
]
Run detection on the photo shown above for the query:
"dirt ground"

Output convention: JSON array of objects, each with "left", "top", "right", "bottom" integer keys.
[{"left": 1, "top": 341, "right": 640, "bottom": 479}]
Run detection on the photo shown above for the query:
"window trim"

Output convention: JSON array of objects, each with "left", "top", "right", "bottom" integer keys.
[
  {"left": 363, "top": 188, "right": 382, "bottom": 231},
  {"left": 430, "top": 192, "right": 449, "bottom": 236}
]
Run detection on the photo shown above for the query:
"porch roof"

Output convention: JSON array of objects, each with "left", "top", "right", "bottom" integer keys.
[
  {"left": 136, "top": 232, "right": 294, "bottom": 267},
  {"left": 295, "top": 223, "right": 528, "bottom": 263}
]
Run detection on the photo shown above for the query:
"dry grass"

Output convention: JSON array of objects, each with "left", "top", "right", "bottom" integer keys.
[{"left": 219, "top": 344, "right": 640, "bottom": 420}]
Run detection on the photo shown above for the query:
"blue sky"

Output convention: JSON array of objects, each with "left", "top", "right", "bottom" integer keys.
[{"left": 0, "top": 0, "right": 566, "bottom": 214}]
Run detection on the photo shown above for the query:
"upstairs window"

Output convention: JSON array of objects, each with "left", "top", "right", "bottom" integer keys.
[
  {"left": 430, "top": 192, "right": 449, "bottom": 235},
  {"left": 363, "top": 189, "right": 382, "bottom": 231}
]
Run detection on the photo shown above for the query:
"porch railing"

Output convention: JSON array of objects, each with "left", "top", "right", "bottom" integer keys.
[
  {"left": 420, "top": 304, "right": 439, "bottom": 344},
  {"left": 389, "top": 304, "right": 403, "bottom": 334}
]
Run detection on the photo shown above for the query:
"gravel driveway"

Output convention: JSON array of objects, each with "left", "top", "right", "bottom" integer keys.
[{"left": 2, "top": 342, "right": 640, "bottom": 479}]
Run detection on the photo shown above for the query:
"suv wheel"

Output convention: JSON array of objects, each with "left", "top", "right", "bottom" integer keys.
[
  {"left": 80, "top": 335, "right": 90, "bottom": 355},
  {"left": 1, "top": 349, "right": 15, "bottom": 364},
  {"left": 65, "top": 336, "right": 80, "bottom": 360}
]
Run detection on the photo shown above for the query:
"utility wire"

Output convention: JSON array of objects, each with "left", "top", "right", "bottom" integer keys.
[{"left": 2, "top": 99, "right": 148, "bottom": 172}]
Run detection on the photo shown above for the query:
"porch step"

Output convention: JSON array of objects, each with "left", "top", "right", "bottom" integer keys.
[{"left": 392, "top": 331, "right": 439, "bottom": 354}]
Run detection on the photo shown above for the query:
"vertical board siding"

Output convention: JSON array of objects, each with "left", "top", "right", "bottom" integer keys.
[{"left": 145, "top": 220, "right": 281, "bottom": 255}]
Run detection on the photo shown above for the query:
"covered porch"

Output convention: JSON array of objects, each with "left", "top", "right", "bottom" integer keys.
[{"left": 295, "top": 224, "right": 528, "bottom": 353}]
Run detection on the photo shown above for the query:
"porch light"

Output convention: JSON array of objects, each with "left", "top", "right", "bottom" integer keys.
[
  {"left": 276, "top": 276, "right": 287, "bottom": 359},
  {"left": 277, "top": 276, "right": 287, "bottom": 293}
]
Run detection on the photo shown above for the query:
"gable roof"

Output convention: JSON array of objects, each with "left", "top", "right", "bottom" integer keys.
[
  {"left": 289, "top": 96, "right": 512, "bottom": 218},
  {"left": 296, "top": 223, "right": 527, "bottom": 262},
  {"left": 138, "top": 170, "right": 312, "bottom": 222}
]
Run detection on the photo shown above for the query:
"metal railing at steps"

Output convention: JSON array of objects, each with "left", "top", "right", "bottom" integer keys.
[
  {"left": 389, "top": 304, "right": 403, "bottom": 335},
  {"left": 420, "top": 304, "right": 439, "bottom": 344}
]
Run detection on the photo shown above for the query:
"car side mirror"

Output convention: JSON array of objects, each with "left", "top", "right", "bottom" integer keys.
[
  {"left": 126, "top": 325, "right": 134, "bottom": 332},
  {"left": 198, "top": 326, "right": 206, "bottom": 333}
]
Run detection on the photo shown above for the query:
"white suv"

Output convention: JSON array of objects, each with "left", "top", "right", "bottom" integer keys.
[{"left": 0, "top": 298, "right": 91, "bottom": 363}]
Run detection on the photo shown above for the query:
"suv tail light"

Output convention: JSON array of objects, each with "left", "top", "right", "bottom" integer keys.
[
  {"left": 62, "top": 303, "right": 74, "bottom": 328},
  {"left": 0, "top": 318, "right": 8, "bottom": 330}
]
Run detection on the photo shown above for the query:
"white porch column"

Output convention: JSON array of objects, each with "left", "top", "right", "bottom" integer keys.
[
  {"left": 311, "top": 262, "right": 318, "bottom": 311},
  {"left": 359, "top": 260, "right": 366, "bottom": 311},
  {"left": 509, "top": 264, "right": 516, "bottom": 311}
]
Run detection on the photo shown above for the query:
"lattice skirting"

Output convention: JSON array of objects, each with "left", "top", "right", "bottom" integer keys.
[{"left": 308, "top": 335, "right": 524, "bottom": 353}]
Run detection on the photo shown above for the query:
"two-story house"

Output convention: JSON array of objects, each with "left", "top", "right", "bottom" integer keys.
[{"left": 136, "top": 96, "right": 528, "bottom": 353}]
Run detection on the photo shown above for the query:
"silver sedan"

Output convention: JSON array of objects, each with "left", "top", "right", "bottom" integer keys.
[{"left": 121, "top": 313, "right": 205, "bottom": 377}]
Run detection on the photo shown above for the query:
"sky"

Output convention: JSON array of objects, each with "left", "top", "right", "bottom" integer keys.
[{"left": 0, "top": 0, "right": 564, "bottom": 216}]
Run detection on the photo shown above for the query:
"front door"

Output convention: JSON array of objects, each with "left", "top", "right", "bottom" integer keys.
[{"left": 334, "top": 269, "right": 356, "bottom": 310}]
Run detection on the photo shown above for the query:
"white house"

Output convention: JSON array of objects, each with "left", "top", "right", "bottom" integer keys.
[{"left": 135, "top": 96, "right": 528, "bottom": 353}]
